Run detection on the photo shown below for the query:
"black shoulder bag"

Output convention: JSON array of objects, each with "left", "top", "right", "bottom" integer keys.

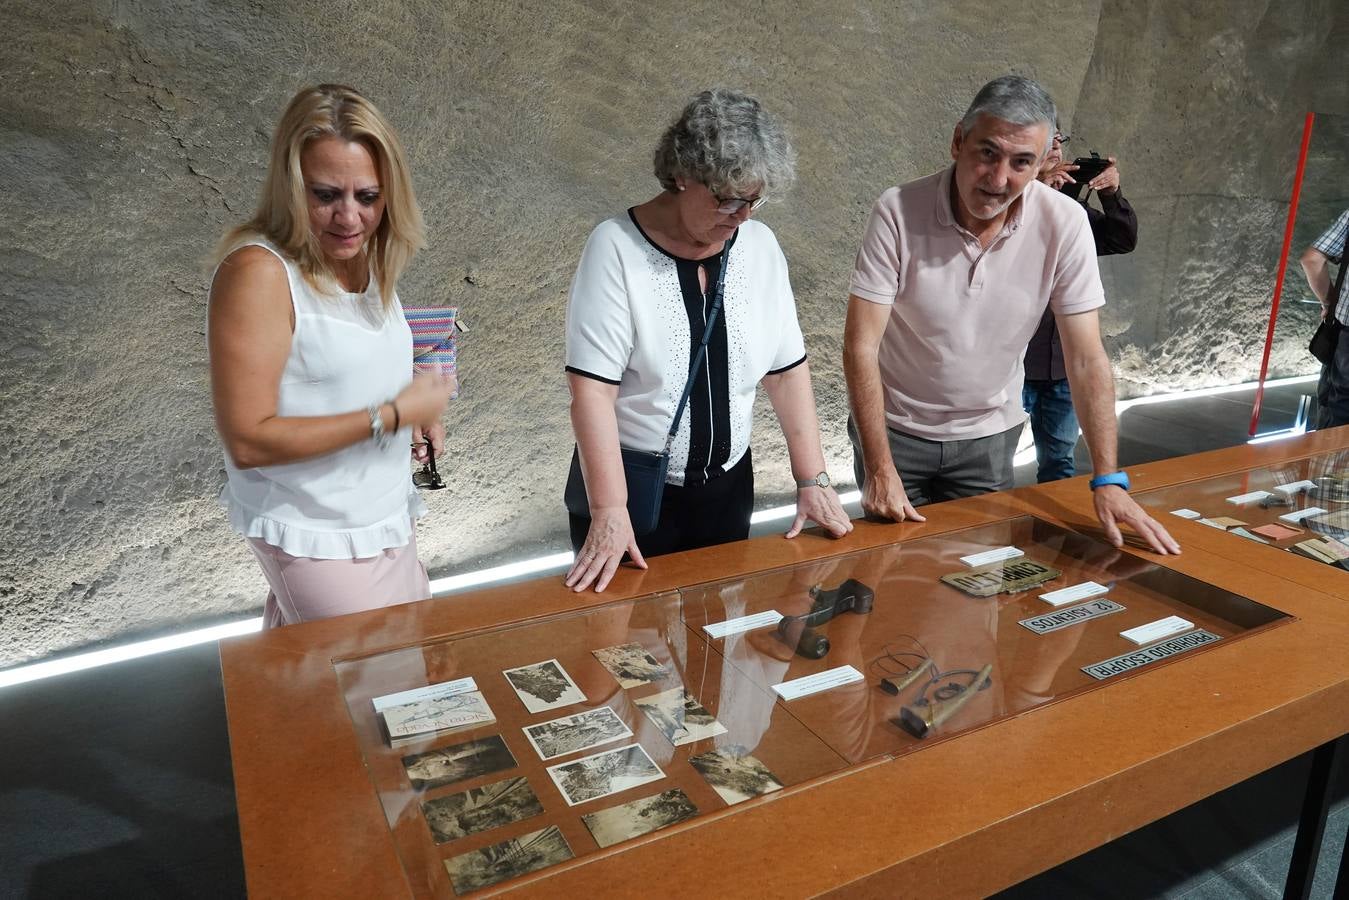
[
  {"left": 564, "top": 245, "right": 731, "bottom": 535},
  {"left": 1309, "top": 251, "right": 1348, "bottom": 365}
]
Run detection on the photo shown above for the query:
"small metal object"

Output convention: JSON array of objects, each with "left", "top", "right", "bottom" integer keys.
[
  {"left": 879, "top": 658, "right": 934, "bottom": 696},
  {"left": 412, "top": 443, "right": 446, "bottom": 490},
  {"left": 940, "top": 558, "right": 1061, "bottom": 598},
  {"left": 896, "top": 664, "right": 993, "bottom": 739},
  {"left": 773, "top": 579, "right": 875, "bottom": 660}
]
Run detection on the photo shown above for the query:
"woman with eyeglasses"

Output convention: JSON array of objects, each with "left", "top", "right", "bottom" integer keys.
[
  {"left": 562, "top": 88, "right": 851, "bottom": 593},
  {"left": 208, "top": 84, "right": 453, "bottom": 627}
]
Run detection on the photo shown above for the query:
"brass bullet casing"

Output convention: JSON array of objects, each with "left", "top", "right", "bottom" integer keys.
[
  {"left": 879, "top": 658, "right": 934, "bottom": 696},
  {"left": 896, "top": 664, "right": 993, "bottom": 739}
]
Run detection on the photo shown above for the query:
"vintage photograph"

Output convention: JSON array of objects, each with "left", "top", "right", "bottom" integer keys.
[
  {"left": 421, "top": 776, "right": 544, "bottom": 844},
  {"left": 634, "top": 687, "right": 728, "bottom": 747},
  {"left": 688, "top": 745, "right": 784, "bottom": 805},
  {"left": 382, "top": 690, "right": 495, "bottom": 744},
  {"left": 502, "top": 658, "right": 586, "bottom": 714},
  {"left": 443, "top": 824, "right": 575, "bottom": 893},
  {"left": 523, "top": 706, "right": 632, "bottom": 761},
  {"left": 590, "top": 641, "right": 670, "bottom": 689},
  {"left": 402, "top": 735, "right": 517, "bottom": 791},
  {"left": 546, "top": 743, "right": 664, "bottom": 807},
  {"left": 581, "top": 788, "right": 699, "bottom": 849}
]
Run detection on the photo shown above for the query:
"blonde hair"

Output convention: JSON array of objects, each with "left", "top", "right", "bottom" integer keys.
[{"left": 215, "top": 84, "right": 425, "bottom": 309}]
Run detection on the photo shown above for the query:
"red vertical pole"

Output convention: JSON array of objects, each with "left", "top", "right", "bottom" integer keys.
[{"left": 1249, "top": 112, "right": 1316, "bottom": 435}]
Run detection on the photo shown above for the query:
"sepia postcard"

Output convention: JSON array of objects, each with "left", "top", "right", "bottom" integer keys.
[
  {"left": 591, "top": 642, "right": 670, "bottom": 689},
  {"left": 444, "top": 824, "right": 574, "bottom": 893},
  {"left": 402, "top": 734, "right": 518, "bottom": 792},
  {"left": 633, "top": 687, "right": 727, "bottom": 747},
  {"left": 546, "top": 743, "right": 664, "bottom": 807},
  {"left": 523, "top": 706, "right": 633, "bottom": 761},
  {"left": 421, "top": 776, "right": 544, "bottom": 844},
  {"left": 502, "top": 659, "right": 586, "bottom": 714},
  {"left": 382, "top": 690, "right": 495, "bottom": 745},
  {"left": 581, "top": 788, "right": 699, "bottom": 849},
  {"left": 688, "top": 745, "right": 784, "bottom": 806}
]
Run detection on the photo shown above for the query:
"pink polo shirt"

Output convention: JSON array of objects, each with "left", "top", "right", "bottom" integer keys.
[{"left": 849, "top": 166, "right": 1104, "bottom": 441}]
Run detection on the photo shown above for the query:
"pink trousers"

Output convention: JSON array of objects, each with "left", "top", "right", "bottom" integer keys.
[{"left": 246, "top": 529, "right": 431, "bottom": 629}]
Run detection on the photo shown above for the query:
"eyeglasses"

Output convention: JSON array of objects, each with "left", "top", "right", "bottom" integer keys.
[
  {"left": 412, "top": 443, "right": 446, "bottom": 490},
  {"left": 713, "top": 192, "right": 768, "bottom": 215}
]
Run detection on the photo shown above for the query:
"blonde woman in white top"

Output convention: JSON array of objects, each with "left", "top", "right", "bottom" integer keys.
[{"left": 208, "top": 84, "right": 453, "bottom": 628}]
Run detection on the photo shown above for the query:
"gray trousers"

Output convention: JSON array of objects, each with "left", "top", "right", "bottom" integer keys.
[{"left": 848, "top": 417, "right": 1022, "bottom": 507}]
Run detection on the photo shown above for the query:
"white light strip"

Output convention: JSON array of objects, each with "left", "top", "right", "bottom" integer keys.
[
  {"left": 0, "top": 617, "right": 263, "bottom": 689},
  {"left": 0, "top": 373, "right": 1321, "bottom": 690},
  {"left": 1012, "top": 373, "right": 1319, "bottom": 466},
  {"left": 429, "top": 551, "right": 576, "bottom": 596},
  {"left": 1114, "top": 373, "right": 1317, "bottom": 413},
  {"left": 749, "top": 490, "right": 863, "bottom": 524},
  {"left": 1248, "top": 426, "right": 1309, "bottom": 445}
]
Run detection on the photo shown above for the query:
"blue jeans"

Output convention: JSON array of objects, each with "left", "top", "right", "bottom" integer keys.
[{"left": 1022, "top": 379, "right": 1079, "bottom": 483}]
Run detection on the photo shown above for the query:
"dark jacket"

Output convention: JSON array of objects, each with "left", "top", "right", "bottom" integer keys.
[{"left": 1024, "top": 189, "right": 1138, "bottom": 381}]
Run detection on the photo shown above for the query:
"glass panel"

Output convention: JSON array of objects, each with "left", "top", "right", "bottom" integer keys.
[
  {"left": 333, "top": 590, "right": 849, "bottom": 898},
  {"left": 1136, "top": 448, "right": 1349, "bottom": 565},
  {"left": 331, "top": 516, "right": 1288, "bottom": 896},
  {"left": 682, "top": 517, "right": 1289, "bottom": 765}
]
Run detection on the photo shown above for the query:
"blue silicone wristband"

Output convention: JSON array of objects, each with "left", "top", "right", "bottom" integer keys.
[{"left": 1089, "top": 471, "right": 1131, "bottom": 491}]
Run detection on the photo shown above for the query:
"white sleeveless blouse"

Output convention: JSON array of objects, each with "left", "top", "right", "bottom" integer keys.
[{"left": 213, "top": 240, "right": 426, "bottom": 559}]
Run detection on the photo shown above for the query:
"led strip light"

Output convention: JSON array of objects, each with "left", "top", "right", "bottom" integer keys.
[{"left": 0, "top": 373, "right": 1318, "bottom": 689}]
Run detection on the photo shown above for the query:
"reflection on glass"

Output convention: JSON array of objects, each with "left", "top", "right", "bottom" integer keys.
[
  {"left": 1139, "top": 448, "right": 1349, "bottom": 568},
  {"left": 330, "top": 517, "right": 1285, "bottom": 896}
]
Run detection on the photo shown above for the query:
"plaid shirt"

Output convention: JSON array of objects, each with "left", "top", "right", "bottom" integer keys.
[{"left": 1313, "top": 209, "right": 1349, "bottom": 322}]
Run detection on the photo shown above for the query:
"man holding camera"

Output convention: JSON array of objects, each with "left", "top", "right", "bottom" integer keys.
[
  {"left": 1022, "top": 131, "right": 1138, "bottom": 482},
  {"left": 1301, "top": 209, "right": 1349, "bottom": 428},
  {"left": 843, "top": 75, "right": 1178, "bottom": 555}
]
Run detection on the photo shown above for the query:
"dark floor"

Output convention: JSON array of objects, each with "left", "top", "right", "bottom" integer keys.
[{"left": 1, "top": 379, "right": 1345, "bottom": 899}]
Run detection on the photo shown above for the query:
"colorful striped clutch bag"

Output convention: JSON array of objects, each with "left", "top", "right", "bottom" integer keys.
[{"left": 404, "top": 305, "right": 460, "bottom": 397}]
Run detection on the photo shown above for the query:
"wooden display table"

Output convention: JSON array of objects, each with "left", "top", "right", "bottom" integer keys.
[{"left": 220, "top": 433, "right": 1349, "bottom": 898}]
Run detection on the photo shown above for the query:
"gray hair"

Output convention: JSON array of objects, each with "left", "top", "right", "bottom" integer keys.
[
  {"left": 653, "top": 89, "right": 795, "bottom": 198},
  {"left": 959, "top": 75, "right": 1057, "bottom": 154}
]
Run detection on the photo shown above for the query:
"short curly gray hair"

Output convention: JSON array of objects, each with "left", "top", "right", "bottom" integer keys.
[{"left": 653, "top": 89, "right": 795, "bottom": 199}]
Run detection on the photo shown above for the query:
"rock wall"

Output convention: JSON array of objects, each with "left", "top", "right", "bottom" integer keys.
[{"left": 1, "top": 0, "right": 1346, "bottom": 665}]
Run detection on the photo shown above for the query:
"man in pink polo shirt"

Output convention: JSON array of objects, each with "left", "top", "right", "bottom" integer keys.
[{"left": 842, "top": 75, "right": 1178, "bottom": 555}]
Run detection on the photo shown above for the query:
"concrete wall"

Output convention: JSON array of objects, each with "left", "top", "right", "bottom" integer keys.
[{"left": 2, "top": 0, "right": 1346, "bottom": 666}]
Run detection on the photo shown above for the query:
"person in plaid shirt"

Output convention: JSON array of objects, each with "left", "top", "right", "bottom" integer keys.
[{"left": 1301, "top": 209, "right": 1349, "bottom": 427}]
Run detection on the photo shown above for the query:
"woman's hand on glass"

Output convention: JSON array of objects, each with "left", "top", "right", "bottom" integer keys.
[
  {"left": 787, "top": 486, "right": 853, "bottom": 539},
  {"left": 565, "top": 506, "right": 648, "bottom": 592}
]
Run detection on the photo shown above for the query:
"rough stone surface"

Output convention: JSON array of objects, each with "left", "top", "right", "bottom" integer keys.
[{"left": 1, "top": 0, "right": 1346, "bottom": 665}]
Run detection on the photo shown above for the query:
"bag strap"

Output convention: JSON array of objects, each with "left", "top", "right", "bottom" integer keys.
[
  {"left": 1331, "top": 246, "right": 1349, "bottom": 323},
  {"left": 664, "top": 244, "right": 731, "bottom": 454}
]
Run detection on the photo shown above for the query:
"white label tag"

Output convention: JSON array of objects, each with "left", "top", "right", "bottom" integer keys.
[
  {"left": 1281, "top": 507, "right": 1327, "bottom": 524},
  {"left": 960, "top": 546, "right": 1024, "bottom": 567},
  {"left": 771, "top": 665, "right": 864, "bottom": 701},
  {"left": 1039, "top": 581, "right": 1109, "bottom": 607},
  {"left": 372, "top": 676, "right": 478, "bottom": 712},
  {"left": 1121, "top": 616, "right": 1194, "bottom": 645},
  {"left": 702, "top": 610, "right": 784, "bottom": 639},
  {"left": 1170, "top": 508, "right": 1202, "bottom": 519},
  {"left": 1225, "top": 490, "right": 1271, "bottom": 505},
  {"left": 1274, "top": 480, "right": 1318, "bottom": 495}
]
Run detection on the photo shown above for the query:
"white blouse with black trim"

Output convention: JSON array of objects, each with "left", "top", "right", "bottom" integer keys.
[{"left": 565, "top": 210, "right": 807, "bottom": 487}]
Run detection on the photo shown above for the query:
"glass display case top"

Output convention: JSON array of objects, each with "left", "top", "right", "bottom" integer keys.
[
  {"left": 1136, "top": 448, "right": 1349, "bottom": 569},
  {"left": 332, "top": 516, "right": 1287, "bottom": 897}
]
